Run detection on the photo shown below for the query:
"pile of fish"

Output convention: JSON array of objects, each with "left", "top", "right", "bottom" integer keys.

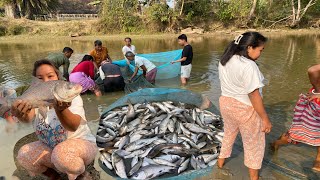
[{"left": 97, "top": 101, "right": 224, "bottom": 179}]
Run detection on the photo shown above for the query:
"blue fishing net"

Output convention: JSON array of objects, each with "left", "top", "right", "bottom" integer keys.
[{"left": 113, "top": 49, "right": 183, "bottom": 80}]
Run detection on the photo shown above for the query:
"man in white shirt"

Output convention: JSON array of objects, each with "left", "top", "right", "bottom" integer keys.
[
  {"left": 126, "top": 51, "right": 157, "bottom": 84},
  {"left": 122, "top": 37, "right": 136, "bottom": 65}
]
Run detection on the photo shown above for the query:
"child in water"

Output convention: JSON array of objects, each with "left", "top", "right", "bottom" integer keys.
[
  {"left": 11, "top": 60, "right": 97, "bottom": 180},
  {"left": 272, "top": 64, "right": 320, "bottom": 171},
  {"left": 218, "top": 32, "right": 272, "bottom": 180}
]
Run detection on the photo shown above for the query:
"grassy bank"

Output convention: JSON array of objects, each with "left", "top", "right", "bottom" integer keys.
[{"left": 1, "top": 18, "right": 320, "bottom": 42}]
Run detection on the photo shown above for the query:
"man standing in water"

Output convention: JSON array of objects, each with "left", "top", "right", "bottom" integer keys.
[
  {"left": 47, "top": 47, "right": 73, "bottom": 80},
  {"left": 122, "top": 37, "right": 137, "bottom": 65},
  {"left": 90, "top": 40, "right": 112, "bottom": 68},
  {"left": 171, "top": 34, "right": 193, "bottom": 86}
]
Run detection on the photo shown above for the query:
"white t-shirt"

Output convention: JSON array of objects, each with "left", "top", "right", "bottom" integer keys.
[
  {"left": 134, "top": 56, "right": 156, "bottom": 73},
  {"left": 33, "top": 96, "right": 96, "bottom": 148},
  {"left": 122, "top": 45, "right": 136, "bottom": 55},
  {"left": 219, "top": 55, "right": 265, "bottom": 106}
]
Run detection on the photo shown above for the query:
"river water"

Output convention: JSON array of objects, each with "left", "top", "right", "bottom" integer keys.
[{"left": 0, "top": 34, "right": 320, "bottom": 179}]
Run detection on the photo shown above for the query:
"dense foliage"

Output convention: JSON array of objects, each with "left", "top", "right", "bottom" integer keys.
[{"left": 1, "top": 0, "right": 320, "bottom": 34}]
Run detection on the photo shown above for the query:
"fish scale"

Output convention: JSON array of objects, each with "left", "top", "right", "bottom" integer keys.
[{"left": 98, "top": 101, "right": 224, "bottom": 179}]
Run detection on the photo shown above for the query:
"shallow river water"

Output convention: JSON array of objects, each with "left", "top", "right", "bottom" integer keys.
[{"left": 1, "top": 34, "right": 320, "bottom": 179}]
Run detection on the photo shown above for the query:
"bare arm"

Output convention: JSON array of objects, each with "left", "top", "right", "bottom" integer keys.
[
  {"left": 171, "top": 57, "right": 187, "bottom": 64},
  {"left": 308, "top": 64, "right": 320, "bottom": 92},
  {"left": 54, "top": 101, "right": 80, "bottom": 132},
  {"left": 248, "top": 89, "right": 272, "bottom": 133},
  {"left": 130, "top": 67, "right": 139, "bottom": 81},
  {"left": 140, "top": 65, "right": 147, "bottom": 77}
]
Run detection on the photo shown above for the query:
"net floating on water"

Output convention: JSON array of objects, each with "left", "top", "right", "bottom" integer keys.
[{"left": 113, "top": 49, "right": 183, "bottom": 80}]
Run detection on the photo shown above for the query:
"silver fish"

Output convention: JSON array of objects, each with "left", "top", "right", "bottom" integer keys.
[
  {"left": 129, "top": 157, "right": 143, "bottom": 176},
  {"left": 126, "top": 101, "right": 136, "bottom": 121},
  {"left": 111, "top": 152, "right": 127, "bottom": 178},
  {"left": 159, "top": 114, "right": 172, "bottom": 134},
  {"left": 131, "top": 156, "right": 139, "bottom": 168},
  {"left": 118, "top": 135, "right": 130, "bottom": 150},
  {"left": 132, "top": 165, "right": 176, "bottom": 179},
  {"left": 208, "top": 159, "right": 218, "bottom": 166},
  {"left": 184, "top": 123, "right": 215, "bottom": 137},
  {"left": 157, "top": 155, "right": 181, "bottom": 163},
  {"left": 100, "top": 154, "right": 113, "bottom": 170},
  {"left": 125, "top": 137, "right": 158, "bottom": 152},
  {"left": 178, "top": 158, "right": 190, "bottom": 174},
  {"left": 0, "top": 78, "right": 82, "bottom": 118}
]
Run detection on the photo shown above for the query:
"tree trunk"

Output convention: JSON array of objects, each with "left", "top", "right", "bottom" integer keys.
[
  {"left": 4, "top": 4, "right": 16, "bottom": 18},
  {"left": 179, "top": 0, "right": 184, "bottom": 16},
  {"left": 248, "top": 0, "right": 258, "bottom": 21},
  {"left": 290, "top": 0, "right": 316, "bottom": 28}
]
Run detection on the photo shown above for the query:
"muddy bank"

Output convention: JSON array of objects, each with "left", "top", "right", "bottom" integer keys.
[{"left": 1, "top": 28, "right": 320, "bottom": 43}]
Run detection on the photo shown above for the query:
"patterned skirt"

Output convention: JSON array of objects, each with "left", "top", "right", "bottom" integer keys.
[{"left": 288, "top": 94, "right": 320, "bottom": 146}]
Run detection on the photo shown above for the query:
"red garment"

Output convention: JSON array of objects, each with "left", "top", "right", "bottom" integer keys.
[
  {"left": 309, "top": 88, "right": 320, "bottom": 105},
  {"left": 71, "top": 61, "right": 95, "bottom": 79}
]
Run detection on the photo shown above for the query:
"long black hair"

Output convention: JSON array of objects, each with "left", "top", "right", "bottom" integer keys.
[
  {"left": 79, "top": 55, "right": 94, "bottom": 64},
  {"left": 220, "top": 32, "right": 267, "bottom": 66},
  {"left": 33, "top": 59, "right": 63, "bottom": 80}
]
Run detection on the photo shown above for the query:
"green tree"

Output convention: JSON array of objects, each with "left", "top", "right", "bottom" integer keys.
[{"left": 0, "top": 0, "right": 60, "bottom": 19}]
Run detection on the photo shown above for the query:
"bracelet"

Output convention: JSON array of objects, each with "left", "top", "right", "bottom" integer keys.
[{"left": 312, "top": 89, "right": 320, "bottom": 95}]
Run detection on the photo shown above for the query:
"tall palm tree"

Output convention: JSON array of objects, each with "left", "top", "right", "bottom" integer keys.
[{"left": 19, "top": 0, "right": 60, "bottom": 19}]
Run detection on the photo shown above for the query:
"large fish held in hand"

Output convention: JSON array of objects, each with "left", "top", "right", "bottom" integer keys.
[{"left": 0, "top": 77, "right": 82, "bottom": 118}]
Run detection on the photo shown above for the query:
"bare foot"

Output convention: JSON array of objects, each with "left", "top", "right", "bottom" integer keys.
[
  {"left": 312, "top": 161, "right": 320, "bottom": 172},
  {"left": 218, "top": 158, "right": 225, "bottom": 168}
]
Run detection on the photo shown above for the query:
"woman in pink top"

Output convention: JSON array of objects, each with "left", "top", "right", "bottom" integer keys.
[{"left": 69, "top": 55, "right": 101, "bottom": 96}]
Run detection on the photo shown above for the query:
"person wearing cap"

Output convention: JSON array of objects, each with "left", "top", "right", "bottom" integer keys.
[
  {"left": 99, "top": 59, "right": 125, "bottom": 92},
  {"left": 126, "top": 51, "right": 157, "bottom": 84}
]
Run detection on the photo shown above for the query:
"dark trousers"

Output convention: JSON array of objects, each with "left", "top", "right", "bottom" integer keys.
[{"left": 103, "top": 76, "right": 125, "bottom": 92}]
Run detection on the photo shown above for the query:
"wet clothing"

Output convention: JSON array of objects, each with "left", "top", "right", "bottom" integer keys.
[
  {"left": 181, "top": 44, "right": 193, "bottom": 66},
  {"left": 71, "top": 61, "right": 95, "bottom": 79},
  {"left": 219, "top": 55, "right": 265, "bottom": 106},
  {"left": 103, "top": 77, "right": 125, "bottom": 92},
  {"left": 69, "top": 72, "right": 96, "bottom": 93},
  {"left": 288, "top": 94, "right": 320, "bottom": 146},
  {"left": 122, "top": 45, "right": 136, "bottom": 55},
  {"left": 99, "top": 63, "right": 125, "bottom": 92},
  {"left": 17, "top": 95, "right": 97, "bottom": 179},
  {"left": 218, "top": 55, "right": 266, "bottom": 170},
  {"left": 47, "top": 53, "right": 70, "bottom": 80},
  {"left": 219, "top": 96, "right": 265, "bottom": 169},
  {"left": 89, "top": 47, "right": 109, "bottom": 67}
]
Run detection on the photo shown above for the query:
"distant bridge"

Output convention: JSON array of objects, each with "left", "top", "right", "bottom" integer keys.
[{"left": 34, "top": 14, "right": 99, "bottom": 21}]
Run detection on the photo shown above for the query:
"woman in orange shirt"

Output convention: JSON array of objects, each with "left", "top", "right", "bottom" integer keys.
[{"left": 89, "top": 40, "right": 112, "bottom": 68}]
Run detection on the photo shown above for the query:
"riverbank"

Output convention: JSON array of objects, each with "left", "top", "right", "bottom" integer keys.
[{"left": 1, "top": 18, "right": 320, "bottom": 42}]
